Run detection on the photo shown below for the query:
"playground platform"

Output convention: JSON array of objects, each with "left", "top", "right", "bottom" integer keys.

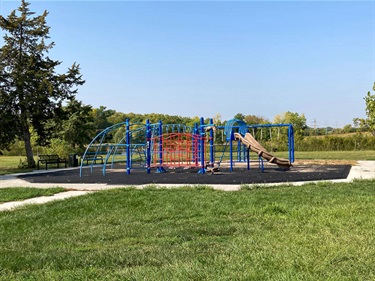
[{"left": 14, "top": 163, "right": 351, "bottom": 186}]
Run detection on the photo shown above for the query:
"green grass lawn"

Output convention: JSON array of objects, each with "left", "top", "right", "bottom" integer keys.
[
  {"left": 1, "top": 181, "right": 375, "bottom": 280},
  {"left": 0, "top": 156, "right": 69, "bottom": 175},
  {"left": 0, "top": 156, "right": 36, "bottom": 175},
  {"left": 0, "top": 187, "right": 66, "bottom": 203},
  {"left": 277, "top": 150, "right": 375, "bottom": 161}
]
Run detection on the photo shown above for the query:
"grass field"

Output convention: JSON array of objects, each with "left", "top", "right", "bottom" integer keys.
[
  {"left": 277, "top": 150, "right": 375, "bottom": 161},
  {"left": 0, "top": 156, "right": 36, "bottom": 175},
  {"left": 1, "top": 181, "right": 375, "bottom": 280},
  {"left": 0, "top": 187, "right": 66, "bottom": 203},
  {"left": 0, "top": 156, "right": 71, "bottom": 175}
]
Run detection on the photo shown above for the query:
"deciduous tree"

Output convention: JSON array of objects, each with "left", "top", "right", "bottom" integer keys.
[
  {"left": 91, "top": 106, "right": 116, "bottom": 131},
  {"left": 244, "top": 114, "right": 269, "bottom": 125},
  {"left": 354, "top": 82, "right": 375, "bottom": 136},
  {"left": 60, "top": 98, "right": 94, "bottom": 150},
  {"left": 234, "top": 113, "right": 245, "bottom": 121},
  {"left": 273, "top": 111, "right": 307, "bottom": 136}
]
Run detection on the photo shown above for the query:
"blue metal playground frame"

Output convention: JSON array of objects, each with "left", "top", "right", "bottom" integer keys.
[
  {"left": 218, "top": 119, "right": 295, "bottom": 171},
  {"left": 79, "top": 118, "right": 294, "bottom": 177},
  {"left": 80, "top": 118, "right": 213, "bottom": 176}
]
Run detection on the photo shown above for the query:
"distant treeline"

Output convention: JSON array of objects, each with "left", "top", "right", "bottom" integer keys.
[{"left": 2, "top": 107, "right": 374, "bottom": 158}]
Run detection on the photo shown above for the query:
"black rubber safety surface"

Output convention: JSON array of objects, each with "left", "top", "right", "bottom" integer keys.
[{"left": 18, "top": 165, "right": 352, "bottom": 186}]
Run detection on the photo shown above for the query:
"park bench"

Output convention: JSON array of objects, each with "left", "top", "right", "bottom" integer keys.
[
  {"left": 81, "top": 153, "right": 104, "bottom": 165},
  {"left": 37, "top": 154, "right": 67, "bottom": 170}
]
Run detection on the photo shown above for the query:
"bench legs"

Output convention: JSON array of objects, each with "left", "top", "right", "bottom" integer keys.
[{"left": 37, "top": 161, "right": 67, "bottom": 170}]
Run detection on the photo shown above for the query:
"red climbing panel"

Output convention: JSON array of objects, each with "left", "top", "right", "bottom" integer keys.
[{"left": 151, "top": 133, "right": 208, "bottom": 168}]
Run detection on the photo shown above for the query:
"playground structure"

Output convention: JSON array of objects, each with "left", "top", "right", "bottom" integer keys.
[
  {"left": 219, "top": 119, "right": 294, "bottom": 171},
  {"left": 79, "top": 118, "right": 294, "bottom": 177}
]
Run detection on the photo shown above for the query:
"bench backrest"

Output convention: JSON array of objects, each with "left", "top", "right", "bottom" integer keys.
[{"left": 39, "top": 154, "right": 60, "bottom": 160}]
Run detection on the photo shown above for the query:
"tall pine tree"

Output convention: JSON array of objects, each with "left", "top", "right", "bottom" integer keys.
[{"left": 0, "top": 0, "right": 84, "bottom": 167}]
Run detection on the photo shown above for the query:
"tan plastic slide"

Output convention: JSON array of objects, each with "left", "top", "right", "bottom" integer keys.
[{"left": 234, "top": 132, "right": 292, "bottom": 170}]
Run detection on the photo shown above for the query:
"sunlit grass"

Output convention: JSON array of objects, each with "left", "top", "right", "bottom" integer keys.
[
  {"left": 1, "top": 180, "right": 375, "bottom": 280},
  {"left": 274, "top": 150, "right": 375, "bottom": 161},
  {"left": 0, "top": 156, "right": 36, "bottom": 175},
  {"left": 0, "top": 187, "right": 66, "bottom": 203}
]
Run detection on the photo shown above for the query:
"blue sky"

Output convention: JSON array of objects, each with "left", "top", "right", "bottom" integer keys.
[{"left": 1, "top": 1, "right": 374, "bottom": 128}]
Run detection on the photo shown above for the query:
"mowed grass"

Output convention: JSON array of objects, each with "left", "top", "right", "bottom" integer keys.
[
  {"left": 0, "top": 156, "right": 67, "bottom": 175},
  {"left": 297, "top": 150, "right": 375, "bottom": 160},
  {"left": 273, "top": 150, "right": 375, "bottom": 161},
  {"left": 0, "top": 156, "right": 36, "bottom": 175},
  {"left": 1, "top": 181, "right": 375, "bottom": 280},
  {"left": 0, "top": 187, "right": 66, "bottom": 203}
]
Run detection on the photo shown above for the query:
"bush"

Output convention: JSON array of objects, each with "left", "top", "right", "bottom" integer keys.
[{"left": 298, "top": 133, "right": 375, "bottom": 151}]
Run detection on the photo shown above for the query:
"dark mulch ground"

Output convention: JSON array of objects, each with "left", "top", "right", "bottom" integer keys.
[{"left": 18, "top": 164, "right": 352, "bottom": 186}]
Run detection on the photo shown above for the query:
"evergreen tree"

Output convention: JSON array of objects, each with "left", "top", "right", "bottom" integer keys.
[{"left": 0, "top": 1, "right": 84, "bottom": 167}]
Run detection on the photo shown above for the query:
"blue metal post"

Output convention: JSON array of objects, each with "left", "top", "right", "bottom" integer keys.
[
  {"left": 193, "top": 123, "right": 198, "bottom": 165},
  {"left": 209, "top": 118, "right": 214, "bottom": 167},
  {"left": 230, "top": 130, "right": 234, "bottom": 172},
  {"left": 200, "top": 117, "right": 205, "bottom": 174},
  {"left": 291, "top": 126, "right": 295, "bottom": 162},
  {"left": 126, "top": 119, "right": 131, "bottom": 174},
  {"left": 159, "top": 120, "right": 163, "bottom": 167},
  {"left": 259, "top": 156, "right": 264, "bottom": 172},
  {"left": 103, "top": 145, "right": 114, "bottom": 176},
  {"left": 288, "top": 125, "right": 295, "bottom": 163},
  {"left": 146, "top": 119, "right": 151, "bottom": 174}
]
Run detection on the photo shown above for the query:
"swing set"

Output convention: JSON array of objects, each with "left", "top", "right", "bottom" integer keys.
[{"left": 214, "top": 119, "right": 294, "bottom": 171}]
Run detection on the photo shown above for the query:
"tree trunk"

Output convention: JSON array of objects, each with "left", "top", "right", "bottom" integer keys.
[
  {"left": 21, "top": 113, "right": 36, "bottom": 168},
  {"left": 24, "top": 130, "right": 35, "bottom": 168}
]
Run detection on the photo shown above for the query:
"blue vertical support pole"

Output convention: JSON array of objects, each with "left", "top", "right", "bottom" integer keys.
[
  {"left": 209, "top": 118, "right": 214, "bottom": 167},
  {"left": 259, "top": 157, "right": 264, "bottom": 172},
  {"left": 126, "top": 119, "right": 131, "bottom": 174},
  {"left": 230, "top": 130, "right": 234, "bottom": 172},
  {"left": 146, "top": 119, "right": 151, "bottom": 174},
  {"left": 291, "top": 125, "right": 295, "bottom": 162},
  {"left": 159, "top": 120, "right": 163, "bottom": 167},
  {"left": 193, "top": 123, "right": 198, "bottom": 165},
  {"left": 288, "top": 124, "right": 295, "bottom": 163},
  {"left": 200, "top": 117, "right": 205, "bottom": 174}
]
